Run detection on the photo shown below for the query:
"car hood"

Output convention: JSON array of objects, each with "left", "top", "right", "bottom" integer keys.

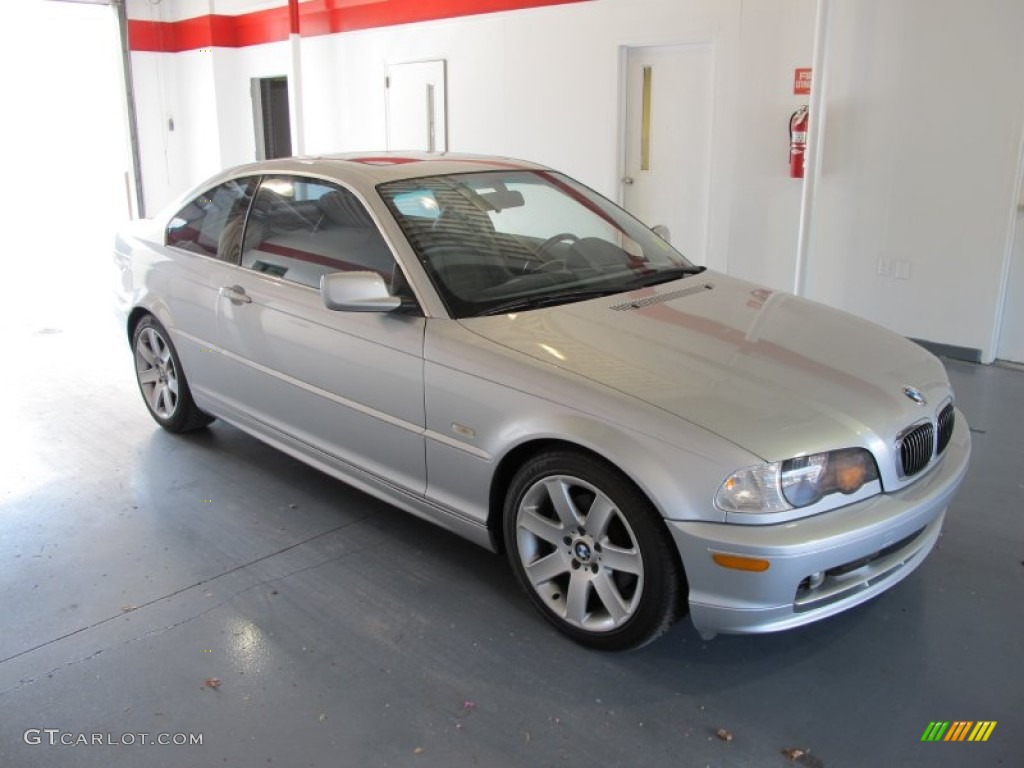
[{"left": 459, "top": 273, "right": 950, "bottom": 461}]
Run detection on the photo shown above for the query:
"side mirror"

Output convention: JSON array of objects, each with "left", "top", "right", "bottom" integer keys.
[
  {"left": 652, "top": 224, "right": 671, "bottom": 244},
  {"left": 320, "top": 271, "right": 401, "bottom": 312}
]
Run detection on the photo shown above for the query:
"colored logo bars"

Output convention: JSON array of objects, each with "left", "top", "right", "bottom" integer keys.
[{"left": 921, "top": 721, "right": 997, "bottom": 742}]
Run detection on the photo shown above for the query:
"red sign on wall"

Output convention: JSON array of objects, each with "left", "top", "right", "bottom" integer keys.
[{"left": 793, "top": 67, "right": 812, "bottom": 95}]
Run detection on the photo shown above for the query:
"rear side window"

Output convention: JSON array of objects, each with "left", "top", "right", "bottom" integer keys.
[{"left": 166, "top": 178, "right": 257, "bottom": 262}]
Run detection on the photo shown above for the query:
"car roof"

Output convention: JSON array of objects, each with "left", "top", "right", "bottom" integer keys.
[{"left": 217, "top": 151, "right": 553, "bottom": 187}]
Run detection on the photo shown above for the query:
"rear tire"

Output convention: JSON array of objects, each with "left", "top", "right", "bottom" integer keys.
[
  {"left": 132, "top": 315, "right": 214, "bottom": 433},
  {"left": 504, "top": 450, "right": 684, "bottom": 650}
]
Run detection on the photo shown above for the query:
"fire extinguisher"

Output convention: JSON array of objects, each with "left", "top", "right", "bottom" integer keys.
[{"left": 789, "top": 105, "right": 809, "bottom": 179}]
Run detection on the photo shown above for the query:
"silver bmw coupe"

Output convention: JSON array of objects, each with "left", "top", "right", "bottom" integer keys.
[{"left": 114, "top": 152, "right": 970, "bottom": 650}]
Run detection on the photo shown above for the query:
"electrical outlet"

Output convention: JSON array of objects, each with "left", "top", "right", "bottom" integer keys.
[
  {"left": 876, "top": 258, "right": 891, "bottom": 277},
  {"left": 894, "top": 260, "right": 912, "bottom": 280}
]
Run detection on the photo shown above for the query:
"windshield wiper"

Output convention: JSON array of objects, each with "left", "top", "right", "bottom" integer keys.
[
  {"left": 476, "top": 287, "right": 627, "bottom": 316},
  {"left": 474, "top": 266, "right": 706, "bottom": 316},
  {"left": 626, "top": 265, "right": 706, "bottom": 288}
]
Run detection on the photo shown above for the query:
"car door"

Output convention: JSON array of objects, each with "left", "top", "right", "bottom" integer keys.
[
  {"left": 213, "top": 175, "right": 427, "bottom": 494},
  {"left": 160, "top": 177, "right": 259, "bottom": 400}
]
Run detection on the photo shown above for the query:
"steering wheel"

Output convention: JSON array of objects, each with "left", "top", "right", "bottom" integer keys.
[{"left": 524, "top": 232, "right": 578, "bottom": 274}]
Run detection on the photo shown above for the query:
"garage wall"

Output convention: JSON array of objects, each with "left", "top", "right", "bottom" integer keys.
[
  {"left": 806, "top": 0, "right": 1024, "bottom": 363},
  {"left": 214, "top": 42, "right": 293, "bottom": 169},
  {"left": 727, "top": 0, "right": 815, "bottom": 291},
  {"left": 124, "top": 0, "right": 1024, "bottom": 361},
  {"left": 128, "top": 0, "right": 755, "bottom": 280}
]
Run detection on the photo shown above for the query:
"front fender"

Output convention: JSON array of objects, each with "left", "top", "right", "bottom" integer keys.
[{"left": 423, "top": 321, "right": 756, "bottom": 533}]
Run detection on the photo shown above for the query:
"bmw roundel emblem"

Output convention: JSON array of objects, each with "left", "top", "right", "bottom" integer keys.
[{"left": 902, "top": 386, "right": 927, "bottom": 406}]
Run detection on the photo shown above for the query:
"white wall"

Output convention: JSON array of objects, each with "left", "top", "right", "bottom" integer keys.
[
  {"left": 126, "top": 0, "right": 1024, "bottom": 360},
  {"left": 215, "top": 42, "right": 293, "bottom": 169},
  {"left": 130, "top": 0, "right": 284, "bottom": 209},
  {"left": 129, "top": 0, "right": 190, "bottom": 210},
  {"left": 131, "top": 0, "right": 744, "bottom": 270},
  {"left": 727, "top": 0, "right": 816, "bottom": 291},
  {"left": 314, "top": 0, "right": 742, "bottom": 273},
  {"left": 133, "top": 49, "right": 223, "bottom": 211},
  {"left": 806, "top": 0, "right": 1024, "bottom": 362}
]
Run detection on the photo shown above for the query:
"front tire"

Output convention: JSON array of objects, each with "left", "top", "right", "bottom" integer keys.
[
  {"left": 504, "top": 450, "right": 684, "bottom": 650},
  {"left": 132, "top": 315, "right": 214, "bottom": 433}
]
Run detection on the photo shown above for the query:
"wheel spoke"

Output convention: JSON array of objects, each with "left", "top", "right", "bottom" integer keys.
[
  {"left": 564, "top": 570, "right": 590, "bottom": 625},
  {"left": 519, "top": 508, "right": 565, "bottom": 545},
  {"left": 525, "top": 550, "right": 569, "bottom": 586},
  {"left": 544, "top": 478, "right": 580, "bottom": 529},
  {"left": 148, "top": 383, "right": 165, "bottom": 412},
  {"left": 137, "top": 368, "right": 160, "bottom": 385},
  {"left": 166, "top": 374, "right": 179, "bottom": 397},
  {"left": 137, "top": 335, "right": 157, "bottom": 365},
  {"left": 600, "top": 544, "right": 642, "bottom": 575},
  {"left": 149, "top": 385, "right": 165, "bottom": 415},
  {"left": 585, "top": 494, "right": 616, "bottom": 538},
  {"left": 592, "top": 571, "right": 629, "bottom": 624}
]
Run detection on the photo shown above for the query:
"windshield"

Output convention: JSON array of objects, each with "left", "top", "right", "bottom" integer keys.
[{"left": 377, "top": 170, "right": 701, "bottom": 318}]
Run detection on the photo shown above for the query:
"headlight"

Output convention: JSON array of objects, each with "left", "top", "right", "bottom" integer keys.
[{"left": 716, "top": 448, "right": 879, "bottom": 514}]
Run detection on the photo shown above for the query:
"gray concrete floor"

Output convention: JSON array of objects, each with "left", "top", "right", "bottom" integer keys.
[{"left": 1, "top": 269, "right": 1022, "bottom": 768}]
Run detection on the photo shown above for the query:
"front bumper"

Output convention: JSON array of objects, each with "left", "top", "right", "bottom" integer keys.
[{"left": 668, "top": 411, "right": 971, "bottom": 639}]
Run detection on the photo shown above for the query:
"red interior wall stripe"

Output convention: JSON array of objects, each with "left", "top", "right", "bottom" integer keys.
[
  {"left": 126, "top": 20, "right": 168, "bottom": 52},
  {"left": 322, "top": 0, "right": 588, "bottom": 35},
  {"left": 174, "top": 15, "right": 214, "bottom": 49},
  {"left": 128, "top": 0, "right": 591, "bottom": 52},
  {"left": 233, "top": 8, "right": 292, "bottom": 48},
  {"left": 208, "top": 14, "right": 240, "bottom": 47}
]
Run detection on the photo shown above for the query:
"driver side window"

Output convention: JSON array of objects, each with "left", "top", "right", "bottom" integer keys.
[{"left": 239, "top": 176, "right": 399, "bottom": 291}]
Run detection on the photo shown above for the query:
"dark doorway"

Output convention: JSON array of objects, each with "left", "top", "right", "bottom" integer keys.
[{"left": 252, "top": 76, "right": 292, "bottom": 160}]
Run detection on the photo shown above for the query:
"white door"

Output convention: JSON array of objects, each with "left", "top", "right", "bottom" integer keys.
[
  {"left": 622, "top": 44, "right": 714, "bottom": 265},
  {"left": 997, "top": 199, "right": 1024, "bottom": 362},
  {"left": 386, "top": 60, "right": 447, "bottom": 152}
]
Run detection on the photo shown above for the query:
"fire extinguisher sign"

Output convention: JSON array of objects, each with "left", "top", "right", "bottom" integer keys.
[{"left": 793, "top": 67, "right": 812, "bottom": 95}]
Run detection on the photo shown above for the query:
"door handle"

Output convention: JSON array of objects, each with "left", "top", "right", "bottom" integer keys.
[
  {"left": 621, "top": 176, "right": 635, "bottom": 185},
  {"left": 219, "top": 285, "right": 252, "bottom": 304}
]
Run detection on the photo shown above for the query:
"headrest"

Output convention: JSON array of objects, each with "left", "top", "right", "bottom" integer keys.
[{"left": 319, "top": 190, "right": 375, "bottom": 228}]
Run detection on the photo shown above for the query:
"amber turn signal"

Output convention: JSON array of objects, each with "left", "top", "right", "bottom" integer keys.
[{"left": 712, "top": 553, "right": 771, "bottom": 572}]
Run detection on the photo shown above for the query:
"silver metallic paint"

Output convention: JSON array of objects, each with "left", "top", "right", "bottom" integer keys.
[
  {"left": 671, "top": 414, "right": 969, "bottom": 637},
  {"left": 114, "top": 152, "right": 971, "bottom": 639}
]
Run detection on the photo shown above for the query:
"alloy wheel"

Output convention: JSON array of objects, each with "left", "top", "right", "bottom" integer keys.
[
  {"left": 134, "top": 326, "right": 179, "bottom": 420},
  {"left": 515, "top": 474, "right": 644, "bottom": 632}
]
